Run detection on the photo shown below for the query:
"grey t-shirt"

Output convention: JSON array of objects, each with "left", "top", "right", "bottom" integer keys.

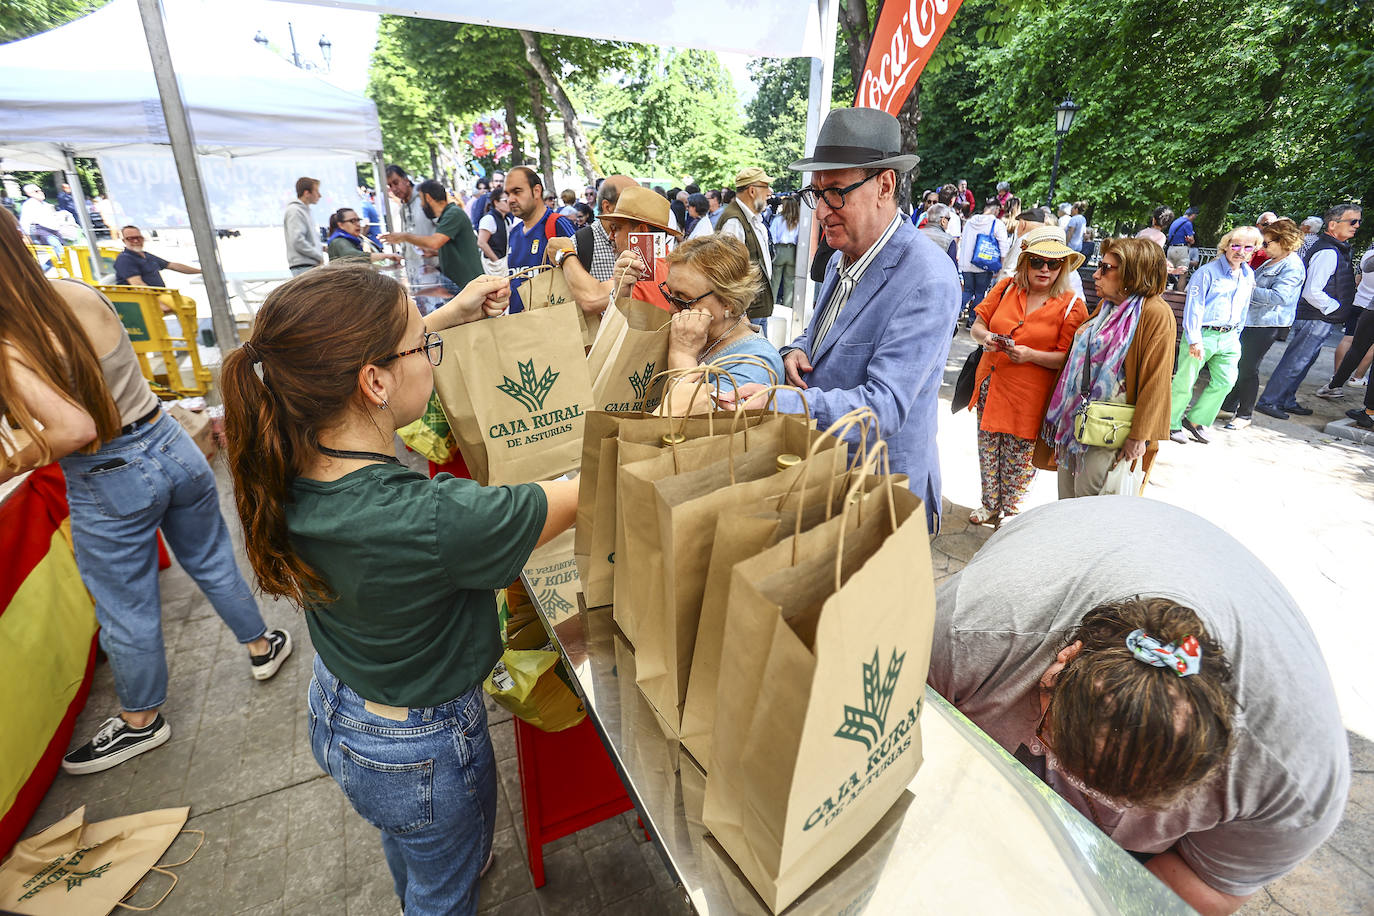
[{"left": 929, "top": 497, "right": 1348, "bottom": 897}]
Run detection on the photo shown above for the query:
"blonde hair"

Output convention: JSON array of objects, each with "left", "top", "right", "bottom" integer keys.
[
  {"left": 665, "top": 235, "right": 764, "bottom": 319},
  {"left": 1014, "top": 250, "right": 1075, "bottom": 297},
  {"left": 1217, "top": 225, "right": 1263, "bottom": 252}
]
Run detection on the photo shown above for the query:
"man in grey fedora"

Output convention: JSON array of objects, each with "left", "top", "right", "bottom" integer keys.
[{"left": 728, "top": 107, "right": 961, "bottom": 530}]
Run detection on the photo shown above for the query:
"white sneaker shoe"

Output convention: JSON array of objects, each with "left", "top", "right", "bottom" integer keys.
[
  {"left": 1314, "top": 384, "right": 1345, "bottom": 400},
  {"left": 1350, "top": 375, "right": 1368, "bottom": 388}
]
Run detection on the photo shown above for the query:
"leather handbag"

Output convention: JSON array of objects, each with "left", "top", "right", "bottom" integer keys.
[
  {"left": 950, "top": 346, "right": 983, "bottom": 414},
  {"left": 1072, "top": 335, "right": 1134, "bottom": 447}
]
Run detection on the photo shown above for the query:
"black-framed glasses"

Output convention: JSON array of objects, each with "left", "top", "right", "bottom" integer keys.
[
  {"left": 798, "top": 171, "right": 880, "bottom": 210},
  {"left": 341, "top": 217, "right": 361, "bottom": 225},
  {"left": 377, "top": 331, "right": 443, "bottom": 368},
  {"left": 1095, "top": 261, "right": 1119, "bottom": 273},
  {"left": 1025, "top": 256, "right": 1066, "bottom": 270},
  {"left": 1339, "top": 218, "right": 1362, "bottom": 226},
  {"left": 658, "top": 282, "right": 712, "bottom": 310}
]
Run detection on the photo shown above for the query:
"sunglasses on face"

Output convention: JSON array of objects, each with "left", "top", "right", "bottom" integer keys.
[
  {"left": 1025, "top": 256, "right": 1065, "bottom": 270},
  {"left": 658, "top": 282, "right": 712, "bottom": 310},
  {"left": 1229, "top": 244, "right": 1258, "bottom": 252},
  {"left": 1340, "top": 218, "right": 1362, "bottom": 226},
  {"left": 376, "top": 331, "right": 443, "bottom": 368}
]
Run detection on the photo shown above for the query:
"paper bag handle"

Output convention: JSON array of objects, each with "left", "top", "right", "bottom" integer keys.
[
  {"left": 116, "top": 829, "right": 205, "bottom": 911},
  {"left": 831, "top": 441, "right": 899, "bottom": 591},
  {"left": 784, "top": 407, "right": 880, "bottom": 556}
]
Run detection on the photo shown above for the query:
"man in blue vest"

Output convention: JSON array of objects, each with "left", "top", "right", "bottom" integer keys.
[{"left": 1256, "top": 203, "right": 1361, "bottom": 419}]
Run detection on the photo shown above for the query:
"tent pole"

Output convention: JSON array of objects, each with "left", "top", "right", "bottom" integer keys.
[
  {"left": 135, "top": 0, "right": 238, "bottom": 352},
  {"left": 791, "top": 0, "right": 838, "bottom": 341},
  {"left": 61, "top": 148, "right": 103, "bottom": 282},
  {"left": 372, "top": 152, "right": 393, "bottom": 233}
]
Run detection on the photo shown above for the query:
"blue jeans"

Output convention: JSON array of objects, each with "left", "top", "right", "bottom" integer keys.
[
  {"left": 1257, "top": 318, "right": 1332, "bottom": 410},
  {"left": 60, "top": 413, "right": 265, "bottom": 712},
  {"left": 308, "top": 654, "right": 496, "bottom": 916},
  {"left": 962, "top": 270, "right": 994, "bottom": 323}
]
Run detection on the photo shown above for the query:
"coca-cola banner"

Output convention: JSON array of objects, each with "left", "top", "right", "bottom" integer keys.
[{"left": 854, "top": 0, "right": 965, "bottom": 116}]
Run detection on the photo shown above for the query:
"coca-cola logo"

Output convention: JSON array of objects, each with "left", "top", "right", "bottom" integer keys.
[{"left": 855, "top": 0, "right": 961, "bottom": 115}]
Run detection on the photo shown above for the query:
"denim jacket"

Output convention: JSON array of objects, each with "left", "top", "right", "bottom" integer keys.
[{"left": 1246, "top": 252, "right": 1305, "bottom": 328}]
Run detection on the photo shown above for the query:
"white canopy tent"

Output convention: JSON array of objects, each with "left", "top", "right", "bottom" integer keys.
[{"left": 0, "top": 0, "right": 384, "bottom": 347}]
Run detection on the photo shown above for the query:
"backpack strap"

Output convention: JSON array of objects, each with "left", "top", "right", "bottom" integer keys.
[{"left": 543, "top": 209, "right": 561, "bottom": 241}]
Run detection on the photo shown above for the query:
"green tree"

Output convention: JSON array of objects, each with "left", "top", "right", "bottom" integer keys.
[{"left": 0, "top": 0, "right": 106, "bottom": 43}]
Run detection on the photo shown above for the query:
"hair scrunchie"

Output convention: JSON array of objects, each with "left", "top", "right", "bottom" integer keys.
[
  {"left": 240, "top": 341, "right": 262, "bottom": 364},
  {"left": 1125, "top": 628, "right": 1202, "bottom": 677}
]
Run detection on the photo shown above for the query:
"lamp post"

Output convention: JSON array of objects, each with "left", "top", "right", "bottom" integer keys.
[
  {"left": 646, "top": 141, "right": 658, "bottom": 178},
  {"left": 1046, "top": 95, "right": 1079, "bottom": 209},
  {"left": 318, "top": 35, "right": 332, "bottom": 72},
  {"left": 253, "top": 27, "right": 331, "bottom": 71},
  {"left": 253, "top": 31, "right": 269, "bottom": 49}
]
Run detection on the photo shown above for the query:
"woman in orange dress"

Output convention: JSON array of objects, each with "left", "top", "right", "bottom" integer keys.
[{"left": 966, "top": 226, "right": 1088, "bottom": 525}]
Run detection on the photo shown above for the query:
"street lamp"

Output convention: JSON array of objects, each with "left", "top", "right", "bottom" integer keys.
[
  {"left": 646, "top": 141, "right": 658, "bottom": 174},
  {"left": 253, "top": 31, "right": 269, "bottom": 49},
  {"left": 318, "top": 35, "right": 332, "bottom": 71},
  {"left": 1046, "top": 94, "right": 1080, "bottom": 209}
]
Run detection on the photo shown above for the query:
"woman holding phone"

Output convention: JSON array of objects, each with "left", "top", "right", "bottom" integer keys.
[
  {"left": 966, "top": 226, "right": 1088, "bottom": 526},
  {"left": 221, "top": 264, "right": 577, "bottom": 915}
]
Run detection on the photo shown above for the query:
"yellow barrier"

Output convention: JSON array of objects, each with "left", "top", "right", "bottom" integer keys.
[{"left": 97, "top": 285, "right": 213, "bottom": 399}]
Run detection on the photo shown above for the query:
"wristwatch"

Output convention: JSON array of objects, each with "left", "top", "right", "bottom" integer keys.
[{"left": 552, "top": 247, "right": 571, "bottom": 268}]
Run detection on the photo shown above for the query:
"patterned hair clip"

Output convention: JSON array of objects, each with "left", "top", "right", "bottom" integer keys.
[{"left": 1125, "top": 628, "right": 1202, "bottom": 677}]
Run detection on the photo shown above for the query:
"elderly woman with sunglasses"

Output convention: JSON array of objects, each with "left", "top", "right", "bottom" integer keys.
[
  {"left": 1169, "top": 226, "right": 1261, "bottom": 443},
  {"left": 966, "top": 226, "right": 1089, "bottom": 526},
  {"left": 1037, "top": 238, "right": 1177, "bottom": 496},
  {"left": 660, "top": 235, "right": 783, "bottom": 413}
]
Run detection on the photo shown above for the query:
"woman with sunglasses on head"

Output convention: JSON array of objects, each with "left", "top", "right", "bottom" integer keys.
[
  {"left": 221, "top": 265, "right": 577, "bottom": 915},
  {"left": 326, "top": 208, "right": 401, "bottom": 266},
  {"left": 1038, "top": 238, "right": 1177, "bottom": 496},
  {"left": 966, "top": 226, "right": 1089, "bottom": 526},
  {"left": 1168, "top": 226, "right": 1261, "bottom": 444}
]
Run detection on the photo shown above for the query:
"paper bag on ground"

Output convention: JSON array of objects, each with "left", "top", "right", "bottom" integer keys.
[
  {"left": 432, "top": 302, "right": 592, "bottom": 485},
  {"left": 521, "top": 264, "right": 601, "bottom": 349},
  {"left": 588, "top": 297, "right": 672, "bottom": 412},
  {"left": 703, "top": 476, "right": 935, "bottom": 913}
]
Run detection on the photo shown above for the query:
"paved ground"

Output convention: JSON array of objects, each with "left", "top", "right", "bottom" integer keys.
[{"left": 14, "top": 314, "right": 1373, "bottom": 914}]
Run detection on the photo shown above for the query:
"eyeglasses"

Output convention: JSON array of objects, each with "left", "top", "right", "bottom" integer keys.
[
  {"left": 1095, "top": 261, "right": 1119, "bottom": 273},
  {"left": 1228, "top": 244, "right": 1258, "bottom": 252},
  {"left": 123, "top": 235, "right": 143, "bottom": 242},
  {"left": 1025, "top": 256, "right": 1066, "bottom": 270},
  {"left": 341, "top": 217, "right": 361, "bottom": 225},
  {"left": 377, "top": 331, "right": 443, "bottom": 368},
  {"left": 1338, "top": 218, "right": 1362, "bottom": 226},
  {"left": 658, "top": 282, "right": 712, "bottom": 310},
  {"left": 798, "top": 171, "right": 880, "bottom": 210}
]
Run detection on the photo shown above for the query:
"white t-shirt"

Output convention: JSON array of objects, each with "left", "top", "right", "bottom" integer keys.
[
  {"left": 929, "top": 497, "right": 1349, "bottom": 898},
  {"left": 478, "top": 212, "right": 498, "bottom": 234}
]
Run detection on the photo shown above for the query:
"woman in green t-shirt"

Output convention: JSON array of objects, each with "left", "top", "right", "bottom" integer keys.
[{"left": 221, "top": 264, "right": 577, "bottom": 915}]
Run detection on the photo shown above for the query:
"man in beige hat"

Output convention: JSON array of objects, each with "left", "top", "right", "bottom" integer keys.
[
  {"left": 551, "top": 174, "right": 637, "bottom": 315},
  {"left": 715, "top": 166, "right": 776, "bottom": 320},
  {"left": 557, "top": 184, "right": 680, "bottom": 311}
]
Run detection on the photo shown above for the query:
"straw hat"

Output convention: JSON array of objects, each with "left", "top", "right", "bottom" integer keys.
[
  {"left": 1019, "top": 225, "right": 1085, "bottom": 272},
  {"left": 599, "top": 186, "right": 681, "bottom": 238}
]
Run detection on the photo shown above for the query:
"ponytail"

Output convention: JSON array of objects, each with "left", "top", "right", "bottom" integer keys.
[{"left": 222, "top": 264, "right": 409, "bottom": 607}]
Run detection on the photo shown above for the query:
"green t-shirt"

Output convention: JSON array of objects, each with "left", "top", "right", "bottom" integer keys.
[
  {"left": 286, "top": 464, "right": 547, "bottom": 707},
  {"left": 435, "top": 203, "right": 483, "bottom": 288}
]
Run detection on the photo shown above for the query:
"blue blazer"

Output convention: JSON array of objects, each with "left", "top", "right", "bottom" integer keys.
[{"left": 775, "top": 220, "right": 961, "bottom": 528}]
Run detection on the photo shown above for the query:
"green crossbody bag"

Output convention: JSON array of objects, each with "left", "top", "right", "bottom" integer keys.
[{"left": 1072, "top": 335, "right": 1135, "bottom": 448}]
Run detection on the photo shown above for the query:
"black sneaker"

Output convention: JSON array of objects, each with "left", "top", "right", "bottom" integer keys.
[
  {"left": 1347, "top": 408, "right": 1374, "bottom": 429},
  {"left": 1284, "top": 403, "right": 1314, "bottom": 416},
  {"left": 1255, "top": 404, "right": 1289, "bottom": 420},
  {"left": 250, "top": 628, "right": 293, "bottom": 681},
  {"left": 62, "top": 715, "right": 171, "bottom": 775}
]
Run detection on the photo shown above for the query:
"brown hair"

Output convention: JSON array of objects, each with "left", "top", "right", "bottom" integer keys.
[
  {"left": 295, "top": 176, "right": 319, "bottom": 198},
  {"left": 1045, "top": 597, "right": 1236, "bottom": 808},
  {"left": 665, "top": 235, "right": 764, "bottom": 319},
  {"left": 1262, "top": 217, "right": 1303, "bottom": 256},
  {"left": 1099, "top": 237, "right": 1167, "bottom": 299},
  {"left": 0, "top": 209, "right": 120, "bottom": 473},
  {"left": 221, "top": 265, "right": 409, "bottom": 607}
]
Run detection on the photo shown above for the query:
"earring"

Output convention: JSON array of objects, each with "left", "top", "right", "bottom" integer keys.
[{"left": 379, "top": 398, "right": 390, "bottom": 411}]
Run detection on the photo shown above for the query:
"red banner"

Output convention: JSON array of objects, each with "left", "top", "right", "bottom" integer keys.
[{"left": 853, "top": 0, "right": 965, "bottom": 116}]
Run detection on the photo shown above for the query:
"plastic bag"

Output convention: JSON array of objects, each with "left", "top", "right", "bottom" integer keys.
[
  {"left": 1103, "top": 459, "right": 1144, "bottom": 496},
  {"left": 397, "top": 392, "right": 457, "bottom": 464},
  {"left": 483, "top": 584, "right": 586, "bottom": 732}
]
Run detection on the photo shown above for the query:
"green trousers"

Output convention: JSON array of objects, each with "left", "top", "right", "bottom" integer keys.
[{"left": 1170, "top": 328, "right": 1242, "bottom": 428}]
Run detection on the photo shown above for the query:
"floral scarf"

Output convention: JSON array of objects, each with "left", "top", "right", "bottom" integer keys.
[{"left": 1042, "top": 296, "right": 1143, "bottom": 472}]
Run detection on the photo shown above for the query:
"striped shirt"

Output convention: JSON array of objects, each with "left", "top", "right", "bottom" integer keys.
[{"left": 811, "top": 212, "right": 905, "bottom": 351}]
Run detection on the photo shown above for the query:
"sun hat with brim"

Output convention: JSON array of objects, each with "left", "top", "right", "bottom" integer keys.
[
  {"left": 789, "top": 107, "right": 919, "bottom": 173},
  {"left": 1019, "top": 225, "right": 1085, "bottom": 272},
  {"left": 599, "top": 186, "right": 681, "bottom": 238}
]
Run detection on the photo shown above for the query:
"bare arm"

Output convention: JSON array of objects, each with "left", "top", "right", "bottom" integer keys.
[
  {"left": 533, "top": 478, "right": 578, "bottom": 547},
  {"left": 381, "top": 230, "right": 451, "bottom": 251},
  {"left": 477, "top": 228, "right": 499, "bottom": 261},
  {"left": 560, "top": 253, "right": 613, "bottom": 315},
  {"left": 1146, "top": 850, "right": 1252, "bottom": 916},
  {"left": 0, "top": 349, "right": 98, "bottom": 484},
  {"left": 166, "top": 262, "right": 201, "bottom": 275},
  {"left": 123, "top": 276, "right": 149, "bottom": 287}
]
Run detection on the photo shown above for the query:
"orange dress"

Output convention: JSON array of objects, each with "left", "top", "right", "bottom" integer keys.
[{"left": 969, "top": 278, "right": 1088, "bottom": 440}]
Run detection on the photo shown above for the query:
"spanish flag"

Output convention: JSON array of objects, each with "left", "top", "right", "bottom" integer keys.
[{"left": 0, "top": 465, "right": 98, "bottom": 858}]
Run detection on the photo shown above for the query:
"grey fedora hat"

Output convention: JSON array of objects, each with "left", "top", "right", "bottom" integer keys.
[{"left": 789, "top": 107, "right": 919, "bottom": 173}]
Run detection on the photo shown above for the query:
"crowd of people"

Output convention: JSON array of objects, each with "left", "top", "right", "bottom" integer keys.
[{"left": 0, "top": 102, "right": 1358, "bottom": 916}]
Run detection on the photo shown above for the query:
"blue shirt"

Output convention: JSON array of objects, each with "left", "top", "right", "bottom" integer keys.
[
  {"left": 360, "top": 199, "right": 382, "bottom": 245},
  {"left": 113, "top": 249, "right": 169, "bottom": 286},
  {"left": 1166, "top": 216, "right": 1195, "bottom": 248},
  {"left": 1183, "top": 257, "right": 1254, "bottom": 345},
  {"left": 506, "top": 207, "right": 576, "bottom": 313}
]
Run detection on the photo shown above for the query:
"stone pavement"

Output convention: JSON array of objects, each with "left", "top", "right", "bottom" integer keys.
[{"left": 14, "top": 332, "right": 1371, "bottom": 914}]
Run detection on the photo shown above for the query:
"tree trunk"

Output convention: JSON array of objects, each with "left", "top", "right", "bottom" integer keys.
[
  {"left": 428, "top": 143, "right": 440, "bottom": 183},
  {"left": 896, "top": 85, "right": 921, "bottom": 212},
  {"left": 838, "top": 0, "right": 872, "bottom": 81},
  {"left": 504, "top": 96, "right": 524, "bottom": 166},
  {"left": 1190, "top": 175, "right": 1240, "bottom": 247},
  {"left": 525, "top": 71, "right": 556, "bottom": 194},
  {"left": 519, "top": 30, "right": 596, "bottom": 187}
]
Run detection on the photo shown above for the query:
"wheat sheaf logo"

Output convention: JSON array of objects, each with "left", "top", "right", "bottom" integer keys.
[
  {"left": 498, "top": 359, "right": 559, "bottom": 412},
  {"left": 536, "top": 587, "right": 575, "bottom": 615},
  {"left": 628, "top": 361, "right": 656, "bottom": 401},
  {"left": 834, "top": 647, "right": 905, "bottom": 751}
]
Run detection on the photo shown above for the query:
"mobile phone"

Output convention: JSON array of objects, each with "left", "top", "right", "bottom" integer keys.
[
  {"left": 628, "top": 232, "right": 668, "bottom": 284},
  {"left": 990, "top": 334, "right": 1015, "bottom": 351},
  {"left": 90, "top": 458, "right": 127, "bottom": 472}
]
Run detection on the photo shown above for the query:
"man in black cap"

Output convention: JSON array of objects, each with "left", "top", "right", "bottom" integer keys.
[{"left": 728, "top": 107, "right": 961, "bottom": 530}]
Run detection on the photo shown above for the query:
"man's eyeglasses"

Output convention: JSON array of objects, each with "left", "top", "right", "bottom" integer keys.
[
  {"left": 1338, "top": 218, "right": 1362, "bottom": 226},
  {"left": 123, "top": 235, "right": 143, "bottom": 242},
  {"left": 1228, "top": 244, "right": 1258, "bottom": 252},
  {"left": 798, "top": 171, "right": 880, "bottom": 210},
  {"left": 377, "top": 331, "right": 443, "bottom": 368},
  {"left": 658, "top": 282, "right": 712, "bottom": 310},
  {"left": 1025, "top": 256, "right": 1065, "bottom": 270}
]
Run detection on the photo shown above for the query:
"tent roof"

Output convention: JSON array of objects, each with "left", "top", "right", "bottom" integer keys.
[{"left": 0, "top": 0, "right": 381, "bottom": 167}]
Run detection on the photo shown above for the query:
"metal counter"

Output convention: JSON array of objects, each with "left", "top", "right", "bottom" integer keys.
[{"left": 521, "top": 532, "right": 1193, "bottom": 915}]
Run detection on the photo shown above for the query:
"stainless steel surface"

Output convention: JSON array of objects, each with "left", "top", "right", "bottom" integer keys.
[{"left": 522, "top": 533, "right": 1192, "bottom": 915}]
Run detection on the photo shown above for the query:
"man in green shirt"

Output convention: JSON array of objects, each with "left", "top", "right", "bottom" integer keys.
[{"left": 381, "top": 179, "right": 483, "bottom": 291}]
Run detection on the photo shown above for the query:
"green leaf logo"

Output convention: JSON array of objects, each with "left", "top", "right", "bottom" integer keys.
[
  {"left": 536, "top": 587, "right": 574, "bottom": 615},
  {"left": 498, "top": 359, "right": 560, "bottom": 413},
  {"left": 628, "top": 361, "right": 656, "bottom": 401},
  {"left": 834, "top": 648, "right": 905, "bottom": 751}
]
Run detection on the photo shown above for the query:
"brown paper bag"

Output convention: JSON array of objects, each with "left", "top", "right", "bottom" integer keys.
[
  {"left": 521, "top": 264, "right": 601, "bottom": 348},
  {"left": 627, "top": 415, "right": 844, "bottom": 732},
  {"left": 0, "top": 806, "right": 201, "bottom": 915},
  {"left": 704, "top": 466, "right": 935, "bottom": 913},
  {"left": 432, "top": 302, "right": 593, "bottom": 485},
  {"left": 167, "top": 405, "right": 215, "bottom": 461},
  {"left": 588, "top": 297, "right": 672, "bottom": 412}
]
